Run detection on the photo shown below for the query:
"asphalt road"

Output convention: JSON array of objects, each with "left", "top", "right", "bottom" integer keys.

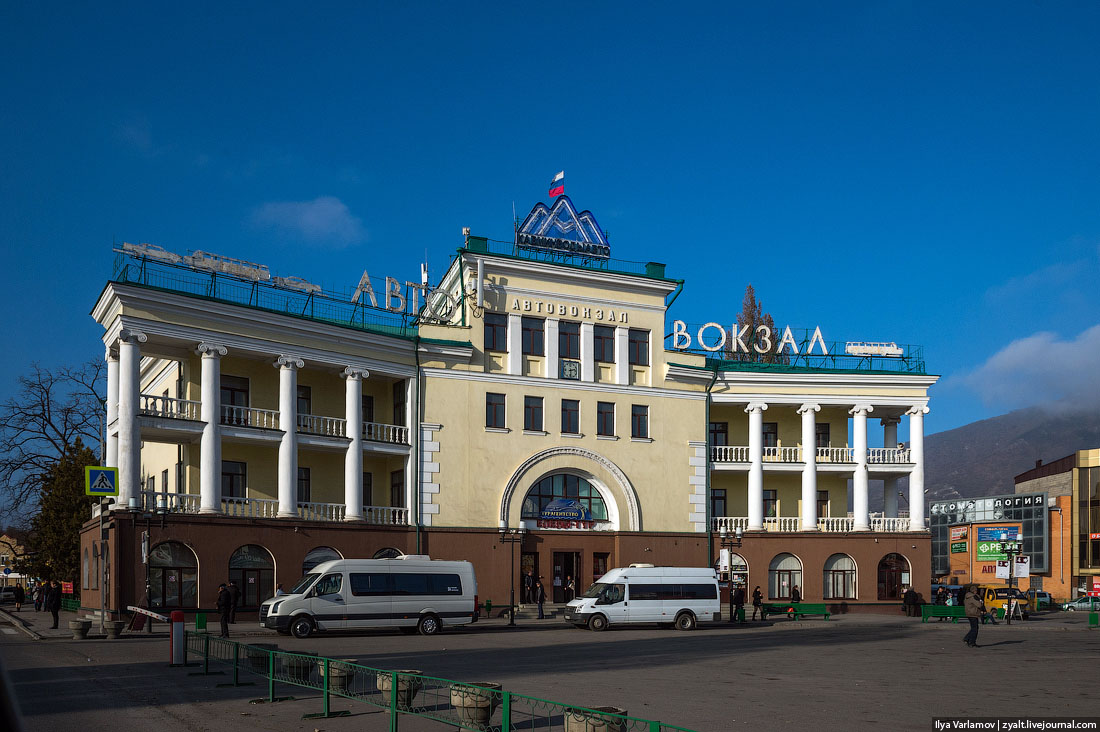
[{"left": 2, "top": 610, "right": 1098, "bottom": 732}]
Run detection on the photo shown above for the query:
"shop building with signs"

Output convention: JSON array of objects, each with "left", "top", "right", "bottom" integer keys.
[{"left": 81, "top": 195, "right": 938, "bottom": 621}]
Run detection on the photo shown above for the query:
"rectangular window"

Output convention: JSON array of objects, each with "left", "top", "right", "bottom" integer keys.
[
  {"left": 628, "top": 329, "right": 650, "bottom": 366},
  {"left": 162, "top": 469, "right": 169, "bottom": 493},
  {"left": 362, "top": 395, "right": 375, "bottom": 424},
  {"left": 222, "top": 461, "right": 246, "bottom": 499},
  {"left": 593, "top": 325, "right": 615, "bottom": 363},
  {"left": 390, "top": 573, "right": 463, "bottom": 595},
  {"left": 711, "top": 488, "right": 727, "bottom": 518},
  {"left": 176, "top": 462, "right": 183, "bottom": 494},
  {"left": 593, "top": 553, "right": 610, "bottom": 580},
  {"left": 393, "top": 381, "right": 406, "bottom": 426},
  {"left": 296, "top": 385, "right": 312, "bottom": 415},
  {"left": 559, "top": 321, "right": 580, "bottom": 359},
  {"left": 484, "top": 313, "right": 508, "bottom": 352},
  {"left": 349, "top": 572, "right": 390, "bottom": 596},
  {"left": 817, "top": 490, "right": 830, "bottom": 518},
  {"left": 815, "top": 423, "right": 830, "bottom": 448},
  {"left": 763, "top": 489, "right": 777, "bottom": 518},
  {"left": 561, "top": 399, "right": 580, "bottom": 434},
  {"left": 486, "top": 393, "right": 506, "bottom": 428},
  {"left": 631, "top": 405, "right": 649, "bottom": 439},
  {"left": 709, "top": 422, "right": 728, "bottom": 447},
  {"left": 363, "top": 472, "right": 373, "bottom": 507},
  {"left": 521, "top": 317, "right": 545, "bottom": 356},
  {"left": 390, "top": 469, "right": 405, "bottom": 507},
  {"left": 220, "top": 375, "right": 249, "bottom": 425},
  {"left": 147, "top": 476, "right": 155, "bottom": 492},
  {"left": 297, "top": 467, "right": 311, "bottom": 504},
  {"left": 597, "top": 402, "right": 615, "bottom": 437},
  {"left": 524, "top": 396, "right": 544, "bottom": 431},
  {"left": 762, "top": 422, "right": 778, "bottom": 448}
]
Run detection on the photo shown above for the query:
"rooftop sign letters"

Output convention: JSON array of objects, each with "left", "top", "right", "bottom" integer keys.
[
  {"left": 671, "top": 321, "right": 829, "bottom": 356},
  {"left": 516, "top": 196, "right": 610, "bottom": 260}
]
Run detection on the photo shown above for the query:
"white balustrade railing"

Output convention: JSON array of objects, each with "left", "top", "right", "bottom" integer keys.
[
  {"left": 816, "top": 447, "right": 854, "bottom": 463},
  {"left": 139, "top": 394, "right": 201, "bottom": 421},
  {"left": 297, "top": 414, "right": 347, "bottom": 437},
  {"left": 867, "top": 448, "right": 912, "bottom": 464},
  {"left": 871, "top": 517, "right": 910, "bottom": 532},
  {"left": 762, "top": 446, "right": 802, "bottom": 462},
  {"left": 363, "top": 505, "right": 410, "bottom": 525},
  {"left": 818, "top": 516, "right": 854, "bottom": 532},
  {"left": 763, "top": 516, "right": 801, "bottom": 531},
  {"left": 363, "top": 421, "right": 410, "bottom": 445},
  {"left": 298, "top": 501, "right": 347, "bottom": 521},
  {"left": 220, "top": 405, "right": 279, "bottom": 429},
  {"left": 711, "top": 446, "right": 750, "bottom": 463},
  {"left": 140, "top": 490, "right": 201, "bottom": 513},
  {"left": 222, "top": 496, "right": 280, "bottom": 518},
  {"left": 712, "top": 516, "right": 749, "bottom": 532}
]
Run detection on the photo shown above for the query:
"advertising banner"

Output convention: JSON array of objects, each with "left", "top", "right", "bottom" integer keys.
[
  {"left": 950, "top": 526, "right": 968, "bottom": 541},
  {"left": 976, "top": 526, "right": 1016, "bottom": 561},
  {"left": 995, "top": 561, "right": 1010, "bottom": 579},
  {"left": 1014, "top": 556, "right": 1030, "bottom": 578},
  {"left": 950, "top": 542, "right": 968, "bottom": 553}
]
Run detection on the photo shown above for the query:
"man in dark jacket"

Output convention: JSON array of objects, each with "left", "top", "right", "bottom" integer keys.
[
  {"left": 522, "top": 571, "right": 535, "bottom": 604},
  {"left": 790, "top": 585, "right": 802, "bottom": 604},
  {"left": 963, "top": 585, "right": 986, "bottom": 647},
  {"left": 903, "top": 587, "right": 920, "bottom": 617},
  {"left": 731, "top": 586, "right": 746, "bottom": 623},
  {"left": 216, "top": 583, "right": 232, "bottom": 638},
  {"left": 46, "top": 580, "right": 62, "bottom": 629},
  {"left": 227, "top": 580, "right": 241, "bottom": 623}
]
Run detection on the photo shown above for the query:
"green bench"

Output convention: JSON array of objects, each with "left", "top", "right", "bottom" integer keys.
[
  {"left": 761, "top": 602, "right": 830, "bottom": 620},
  {"left": 921, "top": 605, "right": 1003, "bottom": 623}
]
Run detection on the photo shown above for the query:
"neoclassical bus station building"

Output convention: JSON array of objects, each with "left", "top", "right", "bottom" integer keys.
[{"left": 82, "top": 196, "right": 937, "bottom": 618}]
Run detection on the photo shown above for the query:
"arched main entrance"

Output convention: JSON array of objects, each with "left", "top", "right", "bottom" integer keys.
[
  {"left": 150, "top": 541, "right": 197, "bottom": 608},
  {"left": 877, "top": 553, "right": 910, "bottom": 600},
  {"left": 229, "top": 545, "right": 275, "bottom": 607}
]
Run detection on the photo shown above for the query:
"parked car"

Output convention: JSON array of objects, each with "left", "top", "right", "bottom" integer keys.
[
  {"left": 1025, "top": 590, "right": 1053, "bottom": 610},
  {"left": 1061, "top": 596, "right": 1100, "bottom": 612},
  {"left": 0, "top": 586, "right": 16, "bottom": 605}
]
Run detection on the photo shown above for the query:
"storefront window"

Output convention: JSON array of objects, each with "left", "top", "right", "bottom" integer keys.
[
  {"left": 769, "top": 553, "right": 801, "bottom": 600},
  {"left": 823, "top": 553, "right": 856, "bottom": 599},
  {"left": 229, "top": 544, "right": 275, "bottom": 607},
  {"left": 149, "top": 541, "right": 198, "bottom": 608}
]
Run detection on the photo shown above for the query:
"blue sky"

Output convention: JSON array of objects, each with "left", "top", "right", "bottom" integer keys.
[{"left": 2, "top": 2, "right": 1099, "bottom": 440}]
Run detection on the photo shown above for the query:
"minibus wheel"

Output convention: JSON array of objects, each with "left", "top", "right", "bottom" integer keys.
[
  {"left": 417, "top": 614, "right": 442, "bottom": 635},
  {"left": 674, "top": 612, "right": 697, "bottom": 631},
  {"left": 291, "top": 616, "right": 315, "bottom": 639},
  {"left": 587, "top": 614, "right": 608, "bottom": 631}
]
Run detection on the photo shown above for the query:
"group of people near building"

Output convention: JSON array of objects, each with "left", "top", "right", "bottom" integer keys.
[{"left": 5, "top": 581, "right": 64, "bottom": 628}]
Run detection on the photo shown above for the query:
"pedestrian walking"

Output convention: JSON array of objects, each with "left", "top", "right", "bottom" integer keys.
[
  {"left": 731, "top": 585, "right": 746, "bottom": 623},
  {"left": 216, "top": 583, "right": 232, "bottom": 638},
  {"left": 535, "top": 577, "right": 546, "bottom": 619},
  {"left": 790, "top": 585, "right": 801, "bottom": 604},
  {"left": 963, "top": 584, "right": 986, "bottom": 648},
  {"left": 565, "top": 575, "right": 576, "bottom": 602},
  {"left": 46, "top": 580, "right": 61, "bottom": 629},
  {"left": 33, "top": 583, "right": 44, "bottom": 612},
  {"left": 751, "top": 586, "right": 763, "bottom": 621},
  {"left": 13, "top": 584, "right": 24, "bottom": 612},
  {"left": 227, "top": 580, "right": 241, "bottom": 623},
  {"left": 523, "top": 570, "right": 535, "bottom": 604}
]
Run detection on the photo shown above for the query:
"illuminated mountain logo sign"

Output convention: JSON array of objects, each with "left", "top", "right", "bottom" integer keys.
[{"left": 516, "top": 195, "right": 610, "bottom": 259}]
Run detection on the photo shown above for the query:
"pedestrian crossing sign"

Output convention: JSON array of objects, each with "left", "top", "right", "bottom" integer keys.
[{"left": 85, "top": 466, "right": 119, "bottom": 496}]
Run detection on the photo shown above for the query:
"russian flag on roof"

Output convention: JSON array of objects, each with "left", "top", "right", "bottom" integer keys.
[{"left": 548, "top": 171, "right": 565, "bottom": 198}]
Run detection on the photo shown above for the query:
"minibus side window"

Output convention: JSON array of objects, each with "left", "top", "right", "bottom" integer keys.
[
  {"left": 597, "top": 584, "right": 625, "bottom": 605},
  {"left": 315, "top": 573, "right": 343, "bottom": 596}
]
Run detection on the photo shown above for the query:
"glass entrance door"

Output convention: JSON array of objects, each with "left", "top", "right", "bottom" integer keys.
[{"left": 553, "top": 551, "right": 581, "bottom": 603}]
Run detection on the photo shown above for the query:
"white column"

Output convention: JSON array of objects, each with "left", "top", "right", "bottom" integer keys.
[
  {"left": 197, "top": 342, "right": 227, "bottom": 513},
  {"left": 546, "top": 318, "right": 559, "bottom": 379},
  {"left": 343, "top": 367, "right": 368, "bottom": 521},
  {"left": 117, "top": 329, "right": 146, "bottom": 510},
  {"left": 404, "top": 378, "right": 416, "bottom": 513},
  {"left": 105, "top": 346, "right": 119, "bottom": 468},
  {"left": 799, "top": 403, "right": 820, "bottom": 531},
  {"left": 746, "top": 402, "right": 768, "bottom": 530},
  {"left": 881, "top": 416, "right": 901, "bottom": 519},
  {"left": 907, "top": 405, "right": 929, "bottom": 531},
  {"left": 580, "top": 322, "right": 594, "bottom": 382},
  {"left": 506, "top": 313, "right": 522, "bottom": 375},
  {"left": 614, "top": 326, "right": 630, "bottom": 385},
  {"left": 850, "top": 404, "right": 873, "bottom": 531},
  {"left": 275, "top": 355, "right": 304, "bottom": 518}
]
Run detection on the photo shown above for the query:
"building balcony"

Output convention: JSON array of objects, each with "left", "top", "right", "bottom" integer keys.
[
  {"left": 710, "top": 446, "right": 911, "bottom": 469},
  {"left": 712, "top": 515, "right": 912, "bottom": 533},
  {"left": 132, "top": 490, "right": 409, "bottom": 525}
]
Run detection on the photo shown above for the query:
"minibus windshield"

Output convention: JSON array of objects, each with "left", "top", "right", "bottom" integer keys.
[
  {"left": 290, "top": 573, "right": 320, "bottom": 594},
  {"left": 581, "top": 582, "right": 610, "bottom": 599}
]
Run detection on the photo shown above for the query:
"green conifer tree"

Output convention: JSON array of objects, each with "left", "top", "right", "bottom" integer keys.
[{"left": 24, "top": 439, "right": 97, "bottom": 587}]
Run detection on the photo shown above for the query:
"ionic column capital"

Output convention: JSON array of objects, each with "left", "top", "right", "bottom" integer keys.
[
  {"left": 880, "top": 415, "right": 901, "bottom": 427},
  {"left": 797, "top": 403, "right": 820, "bottom": 415},
  {"left": 342, "top": 366, "right": 370, "bottom": 380},
  {"left": 105, "top": 345, "right": 119, "bottom": 361},
  {"left": 744, "top": 402, "right": 769, "bottom": 414},
  {"left": 274, "top": 354, "right": 305, "bottom": 369},
  {"left": 906, "top": 405, "right": 930, "bottom": 416},
  {"left": 848, "top": 403, "right": 874, "bottom": 416},
  {"left": 196, "top": 342, "right": 228, "bottom": 358},
  {"left": 119, "top": 328, "right": 148, "bottom": 344}
]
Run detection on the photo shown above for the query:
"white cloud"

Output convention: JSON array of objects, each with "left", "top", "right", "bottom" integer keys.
[
  {"left": 251, "top": 196, "right": 365, "bottom": 247},
  {"left": 960, "top": 324, "right": 1100, "bottom": 411}
]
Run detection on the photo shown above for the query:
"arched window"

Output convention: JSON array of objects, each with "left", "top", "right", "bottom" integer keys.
[
  {"left": 713, "top": 552, "right": 749, "bottom": 588},
  {"left": 82, "top": 548, "right": 89, "bottom": 590},
  {"left": 521, "top": 474, "right": 607, "bottom": 521},
  {"left": 373, "top": 547, "right": 402, "bottom": 559},
  {"left": 91, "top": 544, "right": 99, "bottom": 590},
  {"left": 877, "top": 553, "right": 910, "bottom": 600},
  {"left": 768, "top": 553, "right": 802, "bottom": 600},
  {"left": 229, "top": 545, "right": 275, "bottom": 607},
  {"left": 823, "top": 554, "right": 856, "bottom": 599},
  {"left": 150, "top": 541, "right": 198, "bottom": 608},
  {"left": 303, "top": 546, "right": 342, "bottom": 573}
]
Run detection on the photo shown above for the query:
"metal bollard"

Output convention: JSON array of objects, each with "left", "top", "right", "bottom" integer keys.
[{"left": 170, "top": 610, "right": 185, "bottom": 666}]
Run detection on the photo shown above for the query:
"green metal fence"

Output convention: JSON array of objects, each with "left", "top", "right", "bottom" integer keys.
[{"left": 184, "top": 630, "right": 699, "bottom": 731}]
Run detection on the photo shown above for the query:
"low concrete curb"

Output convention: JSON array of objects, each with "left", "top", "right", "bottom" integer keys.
[{"left": 0, "top": 608, "right": 42, "bottom": 641}]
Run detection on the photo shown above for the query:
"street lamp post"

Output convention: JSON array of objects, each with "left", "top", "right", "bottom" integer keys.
[
  {"left": 498, "top": 527, "right": 526, "bottom": 628},
  {"left": 719, "top": 527, "right": 744, "bottom": 622},
  {"left": 999, "top": 531, "right": 1024, "bottom": 626}
]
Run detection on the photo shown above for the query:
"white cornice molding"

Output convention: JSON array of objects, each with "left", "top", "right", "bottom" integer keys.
[
  {"left": 417, "top": 341, "right": 474, "bottom": 360},
  {"left": 421, "top": 367, "right": 707, "bottom": 401},
  {"left": 484, "top": 283, "right": 668, "bottom": 316},
  {"left": 469, "top": 253, "right": 678, "bottom": 297},
  {"left": 666, "top": 363, "right": 939, "bottom": 390}
]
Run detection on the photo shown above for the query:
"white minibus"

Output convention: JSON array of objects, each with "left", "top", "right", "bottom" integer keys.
[
  {"left": 259, "top": 555, "right": 478, "bottom": 638},
  {"left": 563, "top": 564, "right": 720, "bottom": 631}
]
